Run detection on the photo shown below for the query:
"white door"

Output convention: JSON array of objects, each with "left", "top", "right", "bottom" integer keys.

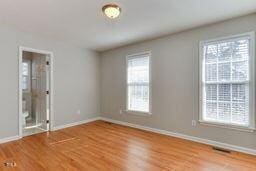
[{"left": 31, "top": 53, "right": 49, "bottom": 130}]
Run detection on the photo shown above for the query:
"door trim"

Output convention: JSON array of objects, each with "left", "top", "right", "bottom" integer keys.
[{"left": 19, "top": 46, "right": 54, "bottom": 138}]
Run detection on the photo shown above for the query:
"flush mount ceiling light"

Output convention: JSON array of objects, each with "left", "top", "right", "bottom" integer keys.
[{"left": 102, "top": 4, "right": 121, "bottom": 19}]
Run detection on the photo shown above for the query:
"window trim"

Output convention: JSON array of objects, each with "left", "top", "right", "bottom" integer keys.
[
  {"left": 126, "top": 51, "right": 152, "bottom": 115},
  {"left": 199, "top": 32, "right": 255, "bottom": 131}
]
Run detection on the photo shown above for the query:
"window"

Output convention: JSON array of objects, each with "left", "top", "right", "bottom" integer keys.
[
  {"left": 200, "top": 32, "right": 255, "bottom": 129},
  {"left": 22, "top": 61, "right": 30, "bottom": 91},
  {"left": 127, "top": 52, "right": 151, "bottom": 114}
]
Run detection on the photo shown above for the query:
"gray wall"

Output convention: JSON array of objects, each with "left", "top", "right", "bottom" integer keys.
[
  {"left": 100, "top": 14, "right": 256, "bottom": 150},
  {"left": 0, "top": 25, "right": 101, "bottom": 139}
]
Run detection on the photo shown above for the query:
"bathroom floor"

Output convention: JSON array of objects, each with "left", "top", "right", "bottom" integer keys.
[{"left": 23, "top": 127, "right": 46, "bottom": 137}]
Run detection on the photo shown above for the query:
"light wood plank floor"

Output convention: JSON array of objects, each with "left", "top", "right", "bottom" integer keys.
[{"left": 0, "top": 120, "right": 255, "bottom": 171}]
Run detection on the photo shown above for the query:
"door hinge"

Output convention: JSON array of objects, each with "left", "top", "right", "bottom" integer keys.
[
  {"left": 46, "top": 120, "right": 50, "bottom": 124},
  {"left": 46, "top": 61, "right": 50, "bottom": 65},
  {"left": 46, "top": 91, "right": 49, "bottom": 94}
]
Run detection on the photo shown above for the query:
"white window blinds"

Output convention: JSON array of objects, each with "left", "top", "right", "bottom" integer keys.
[
  {"left": 22, "top": 62, "right": 30, "bottom": 91},
  {"left": 127, "top": 53, "right": 150, "bottom": 113},
  {"left": 200, "top": 33, "right": 255, "bottom": 128}
]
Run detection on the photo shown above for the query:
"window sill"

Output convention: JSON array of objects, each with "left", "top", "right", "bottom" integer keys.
[
  {"left": 199, "top": 120, "right": 255, "bottom": 133},
  {"left": 125, "top": 110, "right": 152, "bottom": 116}
]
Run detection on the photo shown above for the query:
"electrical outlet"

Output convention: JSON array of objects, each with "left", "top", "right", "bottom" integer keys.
[
  {"left": 77, "top": 110, "right": 81, "bottom": 115},
  {"left": 192, "top": 120, "right": 196, "bottom": 126}
]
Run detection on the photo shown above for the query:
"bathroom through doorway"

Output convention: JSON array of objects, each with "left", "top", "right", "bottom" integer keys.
[{"left": 19, "top": 47, "right": 53, "bottom": 137}]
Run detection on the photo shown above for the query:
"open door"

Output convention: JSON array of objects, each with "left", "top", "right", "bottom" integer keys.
[
  {"left": 19, "top": 47, "right": 53, "bottom": 137},
  {"left": 31, "top": 53, "right": 49, "bottom": 131}
]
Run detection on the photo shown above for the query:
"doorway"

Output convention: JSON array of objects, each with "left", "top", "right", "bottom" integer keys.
[{"left": 19, "top": 47, "right": 53, "bottom": 137}]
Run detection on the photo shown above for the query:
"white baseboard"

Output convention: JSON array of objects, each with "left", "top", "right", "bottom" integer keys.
[
  {"left": 0, "top": 117, "right": 100, "bottom": 144},
  {"left": 53, "top": 117, "right": 100, "bottom": 131},
  {"left": 99, "top": 117, "right": 256, "bottom": 156},
  {"left": 0, "top": 135, "right": 20, "bottom": 144},
  {"left": 1, "top": 117, "right": 255, "bottom": 156}
]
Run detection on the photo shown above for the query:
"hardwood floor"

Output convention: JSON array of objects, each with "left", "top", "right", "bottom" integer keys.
[{"left": 0, "top": 120, "right": 255, "bottom": 171}]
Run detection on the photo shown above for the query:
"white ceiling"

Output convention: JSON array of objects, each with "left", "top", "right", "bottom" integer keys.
[{"left": 0, "top": 0, "right": 256, "bottom": 51}]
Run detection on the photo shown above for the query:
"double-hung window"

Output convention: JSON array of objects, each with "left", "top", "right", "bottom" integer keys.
[
  {"left": 200, "top": 32, "right": 255, "bottom": 130},
  {"left": 22, "top": 60, "right": 30, "bottom": 91},
  {"left": 127, "top": 52, "right": 151, "bottom": 114}
]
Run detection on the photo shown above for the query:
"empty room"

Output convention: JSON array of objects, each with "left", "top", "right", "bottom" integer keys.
[{"left": 0, "top": 0, "right": 256, "bottom": 170}]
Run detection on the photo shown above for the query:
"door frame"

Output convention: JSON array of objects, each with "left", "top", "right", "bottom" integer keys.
[{"left": 18, "top": 46, "right": 54, "bottom": 138}]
